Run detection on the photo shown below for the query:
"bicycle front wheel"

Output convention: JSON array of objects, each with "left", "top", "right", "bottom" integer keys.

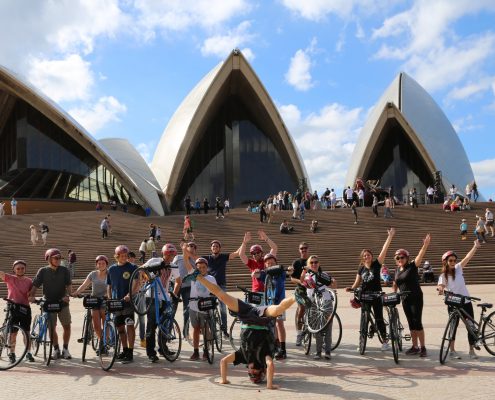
[
  {"left": 481, "top": 310, "right": 495, "bottom": 356},
  {"left": 213, "top": 308, "right": 223, "bottom": 352},
  {"left": 439, "top": 314, "right": 458, "bottom": 364},
  {"left": 264, "top": 275, "right": 276, "bottom": 306},
  {"left": 330, "top": 313, "right": 342, "bottom": 351},
  {"left": 389, "top": 309, "right": 399, "bottom": 364},
  {"left": 99, "top": 321, "right": 119, "bottom": 371},
  {"left": 81, "top": 313, "right": 91, "bottom": 362},
  {"left": 305, "top": 291, "right": 335, "bottom": 334},
  {"left": 302, "top": 328, "right": 312, "bottom": 355},
  {"left": 30, "top": 315, "right": 41, "bottom": 356},
  {"left": 158, "top": 319, "right": 182, "bottom": 362},
  {"left": 0, "top": 324, "right": 29, "bottom": 370},
  {"left": 203, "top": 319, "right": 214, "bottom": 364},
  {"left": 43, "top": 322, "right": 53, "bottom": 366},
  {"left": 229, "top": 318, "right": 241, "bottom": 351},
  {"left": 359, "top": 311, "right": 369, "bottom": 355},
  {"left": 130, "top": 268, "right": 152, "bottom": 315}
]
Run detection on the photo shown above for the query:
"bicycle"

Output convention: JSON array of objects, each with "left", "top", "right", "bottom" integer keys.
[
  {"left": 75, "top": 295, "right": 103, "bottom": 362},
  {"left": 229, "top": 286, "right": 264, "bottom": 351},
  {"left": 352, "top": 289, "right": 387, "bottom": 355},
  {"left": 197, "top": 296, "right": 221, "bottom": 364},
  {"left": 30, "top": 299, "right": 63, "bottom": 366},
  {"left": 263, "top": 265, "right": 291, "bottom": 307},
  {"left": 99, "top": 299, "right": 123, "bottom": 371},
  {"left": 129, "top": 263, "right": 182, "bottom": 362},
  {"left": 0, "top": 298, "right": 29, "bottom": 370},
  {"left": 439, "top": 291, "right": 495, "bottom": 364},
  {"left": 382, "top": 291, "right": 410, "bottom": 364}
]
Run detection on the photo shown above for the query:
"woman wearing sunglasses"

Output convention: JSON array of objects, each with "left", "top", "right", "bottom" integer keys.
[{"left": 392, "top": 233, "right": 431, "bottom": 357}]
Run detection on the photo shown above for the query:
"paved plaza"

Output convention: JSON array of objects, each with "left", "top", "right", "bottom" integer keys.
[{"left": 2, "top": 285, "right": 495, "bottom": 400}]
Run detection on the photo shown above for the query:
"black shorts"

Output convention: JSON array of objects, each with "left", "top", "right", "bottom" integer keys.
[
  {"left": 11, "top": 304, "right": 32, "bottom": 332},
  {"left": 233, "top": 328, "right": 275, "bottom": 368},
  {"left": 114, "top": 303, "right": 135, "bottom": 327}
]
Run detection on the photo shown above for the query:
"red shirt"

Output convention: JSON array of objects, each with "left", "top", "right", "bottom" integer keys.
[
  {"left": 246, "top": 258, "right": 265, "bottom": 292},
  {"left": 4, "top": 274, "right": 33, "bottom": 306}
]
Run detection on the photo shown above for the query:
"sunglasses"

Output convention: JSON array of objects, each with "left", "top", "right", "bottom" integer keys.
[
  {"left": 395, "top": 256, "right": 406, "bottom": 260},
  {"left": 447, "top": 258, "right": 457, "bottom": 263},
  {"left": 51, "top": 255, "right": 62, "bottom": 260},
  {"left": 309, "top": 261, "right": 319, "bottom": 265},
  {"left": 187, "top": 244, "right": 197, "bottom": 249},
  {"left": 299, "top": 247, "right": 308, "bottom": 251},
  {"left": 251, "top": 251, "right": 262, "bottom": 256}
]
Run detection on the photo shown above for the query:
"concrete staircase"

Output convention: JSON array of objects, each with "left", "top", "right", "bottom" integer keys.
[{"left": 1, "top": 203, "right": 494, "bottom": 297}]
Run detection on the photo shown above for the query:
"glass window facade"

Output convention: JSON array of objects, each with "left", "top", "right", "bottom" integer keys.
[
  {"left": 365, "top": 119, "right": 432, "bottom": 202},
  {"left": 0, "top": 98, "right": 137, "bottom": 206},
  {"left": 171, "top": 94, "right": 298, "bottom": 209}
]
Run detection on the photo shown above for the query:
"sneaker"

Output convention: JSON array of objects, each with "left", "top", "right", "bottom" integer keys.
[
  {"left": 469, "top": 349, "right": 478, "bottom": 360},
  {"left": 381, "top": 342, "right": 390, "bottom": 351},
  {"left": 116, "top": 351, "right": 127, "bottom": 360},
  {"left": 8, "top": 353, "right": 16, "bottom": 364},
  {"left": 77, "top": 338, "right": 84, "bottom": 343},
  {"left": 419, "top": 347, "right": 427, "bottom": 358},
  {"left": 222, "top": 330, "right": 230, "bottom": 339},
  {"left": 202, "top": 351, "right": 209, "bottom": 361},
  {"left": 149, "top": 354, "right": 159, "bottom": 363},
  {"left": 295, "top": 332, "right": 303, "bottom": 347},
  {"left": 275, "top": 350, "right": 287, "bottom": 360},
  {"left": 182, "top": 269, "right": 200, "bottom": 283},
  {"left": 52, "top": 349, "right": 61, "bottom": 360},
  {"left": 62, "top": 348, "right": 72, "bottom": 359},
  {"left": 140, "top": 339, "right": 146, "bottom": 348},
  {"left": 25, "top": 352, "right": 35, "bottom": 362},
  {"left": 313, "top": 353, "right": 321, "bottom": 360},
  {"left": 190, "top": 351, "right": 200, "bottom": 361},
  {"left": 324, "top": 352, "right": 331, "bottom": 360},
  {"left": 405, "top": 346, "right": 420, "bottom": 355},
  {"left": 121, "top": 352, "right": 133, "bottom": 364},
  {"left": 449, "top": 351, "right": 461, "bottom": 359}
]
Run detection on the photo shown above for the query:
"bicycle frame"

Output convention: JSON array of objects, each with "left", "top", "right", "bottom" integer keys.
[
  {"left": 148, "top": 276, "right": 175, "bottom": 334},
  {"left": 449, "top": 306, "right": 482, "bottom": 340}
]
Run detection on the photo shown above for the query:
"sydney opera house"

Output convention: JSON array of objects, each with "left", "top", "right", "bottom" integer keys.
[{"left": 0, "top": 50, "right": 476, "bottom": 215}]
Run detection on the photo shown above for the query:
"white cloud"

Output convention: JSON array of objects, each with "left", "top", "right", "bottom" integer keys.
[
  {"left": 69, "top": 96, "right": 127, "bottom": 134},
  {"left": 471, "top": 158, "right": 495, "bottom": 199},
  {"left": 200, "top": 21, "right": 256, "bottom": 59},
  {"left": 279, "top": 102, "right": 363, "bottom": 191},
  {"left": 447, "top": 76, "right": 495, "bottom": 101},
  {"left": 27, "top": 54, "right": 94, "bottom": 103},
  {"left": 285, "top": 38, "right": 318, "bottom": 91}
]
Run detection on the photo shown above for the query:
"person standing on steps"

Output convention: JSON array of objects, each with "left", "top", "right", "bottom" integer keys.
[
  {"left": 39, "top": 222, "right": 49, "bottom": 245},
  {"left": 11, "top": 198, "right": 17, "bottom": 215}
]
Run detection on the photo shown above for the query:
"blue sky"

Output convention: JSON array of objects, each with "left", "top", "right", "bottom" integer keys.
[{"left": 1, "top": 0, "right": 494, "bottom": 199}]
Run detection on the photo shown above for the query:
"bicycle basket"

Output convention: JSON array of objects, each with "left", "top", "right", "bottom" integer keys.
[
  {"left": 265, "top": 265, "right": 283, "bottom": 277},
  {"left": 106, "top": 300, "right": 125, "bottom": 312},
  {"left": 247, "top": 291, "right": 263, "bottom": 305},
  {"left": 444, "top": 293, "right": 465, "bottom": 307},
  {"left": 316, "top": 272, "right": 332, "bottom": 286},
  {"left": 83, "top": 296, "right": 102, "bottom": 309},
  {"left": 382, "top": 293, "right": 400, "bottom": 306},
  {"left": 43, "top": 301, "right": 63, "bottom": 313},
  {"left": 198, "top": 297, "right": 217, "bottom": 311},
  {"left": 359, "top": 292, "right": 377, "bottom": 304}
]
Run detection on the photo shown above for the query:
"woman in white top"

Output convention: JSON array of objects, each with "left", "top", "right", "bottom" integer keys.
[
  {"left": 437, "top": 240, "right": 481, "bottom": 359},
  {"left": 30, "top": 225, "right": 38, "bottom": 245},
  {"left": 485, "top": 208, "right": 494, "bottom": 237}
]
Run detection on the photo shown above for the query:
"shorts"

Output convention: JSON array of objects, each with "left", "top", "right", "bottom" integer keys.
[
  {"left": 486, "top": 220, "right": 494, "bottom": 227},
  {"left": 189, "top": 309, "right": 207, "bottom": 328},
  {"left": 114, "top": 303, "right": 135, "bottom": 327},
  {"left": 48, "top": 304, "right": 72, "bottom": 326},
  {"left": 11, "top": 304, "right": 32, "bottom": 332}
]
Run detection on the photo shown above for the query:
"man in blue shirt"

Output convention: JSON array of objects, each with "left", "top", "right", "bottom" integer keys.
[{"left": 107, "top": 245, "right": 137, "bottom": 363}]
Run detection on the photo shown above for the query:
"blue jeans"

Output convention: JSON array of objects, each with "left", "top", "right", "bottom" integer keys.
[{"left": 219, "top": 284, "right": 228, "bottom": 332}]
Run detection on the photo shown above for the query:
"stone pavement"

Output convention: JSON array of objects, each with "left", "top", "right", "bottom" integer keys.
[{"left": 1, "top": 285, "right": 495, "bottom": 400}]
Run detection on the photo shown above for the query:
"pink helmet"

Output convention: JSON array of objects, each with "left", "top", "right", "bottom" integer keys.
[
  {"left": 250, "top": 244, "right": 263, "bottom": 255},
  {"left": 303, "top": 274, "right": 317, "bottom": 289},
  {"left": 162, "top": 243, "right": 177, "bottom": 255},
  {"left": 114, "top": 245, "right": 129, "bottom": 255},
  {"left": 195, "top": 257, "right": 209, "bottom": 266},
  {"left": 95, "top": 255, "right": 109, "bottom": 265},
  {"left": 12, "top": 260, "right": 27, "bottom": 270},
  {"left": 263, "top": 253, "right": 277, "bottom": 263},
  {"left": 442, "top": 250, "right": 457, "bottom": 262},
  {"left": 45, "top": 248, "right": 62, "bottom": 261},
  {"left": 394, "top": 249, "right": 409, "bottom": 258},
  {"left": 350, "top": 298, "right": 361, "bottom": 309}
]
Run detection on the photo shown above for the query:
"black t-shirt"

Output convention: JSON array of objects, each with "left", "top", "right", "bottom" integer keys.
[
  {"left": 394, "top": 261, "right": 422, "bottom": 296},
  {"left": 291, "top": 258, "right": 308, "bottom": 280},
  {"left": 204, "top": 253, "right": 229, "bottom": 286},
  {"left": 358, "top": 259, "right": 382, "bottom": 292}
]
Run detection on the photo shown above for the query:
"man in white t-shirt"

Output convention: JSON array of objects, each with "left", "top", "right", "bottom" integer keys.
[
  {"left": 426, "top": 186, "right": 435, "bottom": 204},
  {"left": 345, "top": 187, "right": 354, "bottom": 207},
  {"left": 358, "top": 189, "right": 365, "bottom": 207}
]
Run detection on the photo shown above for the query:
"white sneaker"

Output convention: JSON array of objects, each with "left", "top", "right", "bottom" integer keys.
[
  {"left": 449, "top": 351, "right": 461, "bottom": 359},
  {"left": 52, "top": 349, "right": 61, "bottom": 360},
  {"left": 62, "top": 348, "right": 72, "bottom": 359},
  {"left": 381, "top": 342, "right": 390, "bottom": 351},
  {"left": 295, "top": 332, "right": 303, "bottom": 347},
  {"left": 469, "top": 349, "right": 478, "bottom": 359}
]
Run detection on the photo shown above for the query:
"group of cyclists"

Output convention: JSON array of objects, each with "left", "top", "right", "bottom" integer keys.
[{"left": 0, "top": 225, "right": 490, "bottom": 390}]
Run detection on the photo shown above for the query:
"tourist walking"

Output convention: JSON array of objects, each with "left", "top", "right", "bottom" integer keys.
[{"left": 30, "top": 224, "right": 38, "bottom": 245}]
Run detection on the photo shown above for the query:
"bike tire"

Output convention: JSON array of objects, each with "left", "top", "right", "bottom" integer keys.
[
  {"left": 213, "top": 309, "right": 223, "bottom": 352},
  {"left": 390, "top": 310, "right": 399, "bottom": 364},
  {"left": 159, "top": 319, "right": 182, "bottom": 362},
  {"left": 99, "top": 320, "right": 118, "bottom": 371},
  {"left": 43, "top": 322, "right": 53, "bottom": 366},
  {"left": 330, "top": 313, "right": 342, "bottom": 351},
  {"left": 0, "top": 324, "right": 29, "bottom": 370},
  {"left": 203, "top": 319, "right": 214, "bottom": 364},
  {"left": 264, "top": 275, "right": 276, "bottom": 306},
  {"left": 229, "top": 318, "right": 241, "bottom": 352},
  {"left": 359, "top": 311, "right": 369, "bottom": 355},
  {"left": 303, "top": 328, "right": 312, "bottom": 355},
  {"left": 305, "top": 290, "right": 335, "bottom": 334},
  {"left": 397, "top": 314, "right": 404, "bottom": 352},
  {"left": 481, "top": 310, "right": 495, "bottom": 356},
  {"left": 439, "top": 313, "right": 458, "bottom": 364},
  {"left": 81, "top": 313, "right": 90, "bottom": 362},
  {"left": 130, "top": 268, "right": 153, "bottom": 315},
  {"left": 30, "top": 315, "right": 41, "bottom": 356}
]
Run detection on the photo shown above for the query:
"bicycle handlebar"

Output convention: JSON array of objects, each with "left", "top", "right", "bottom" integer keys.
[{"left": 443, "top": 290, "right": 481, "bottom": 302}]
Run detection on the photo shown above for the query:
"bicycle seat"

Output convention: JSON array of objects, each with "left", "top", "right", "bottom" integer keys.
[{"left": 477, "top": 303, "right": 493, "bottom": 309}]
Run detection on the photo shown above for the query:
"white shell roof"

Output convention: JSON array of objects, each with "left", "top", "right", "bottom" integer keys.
[{"left": 346, "top": 72, "right": 475, "bottom": 191}]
